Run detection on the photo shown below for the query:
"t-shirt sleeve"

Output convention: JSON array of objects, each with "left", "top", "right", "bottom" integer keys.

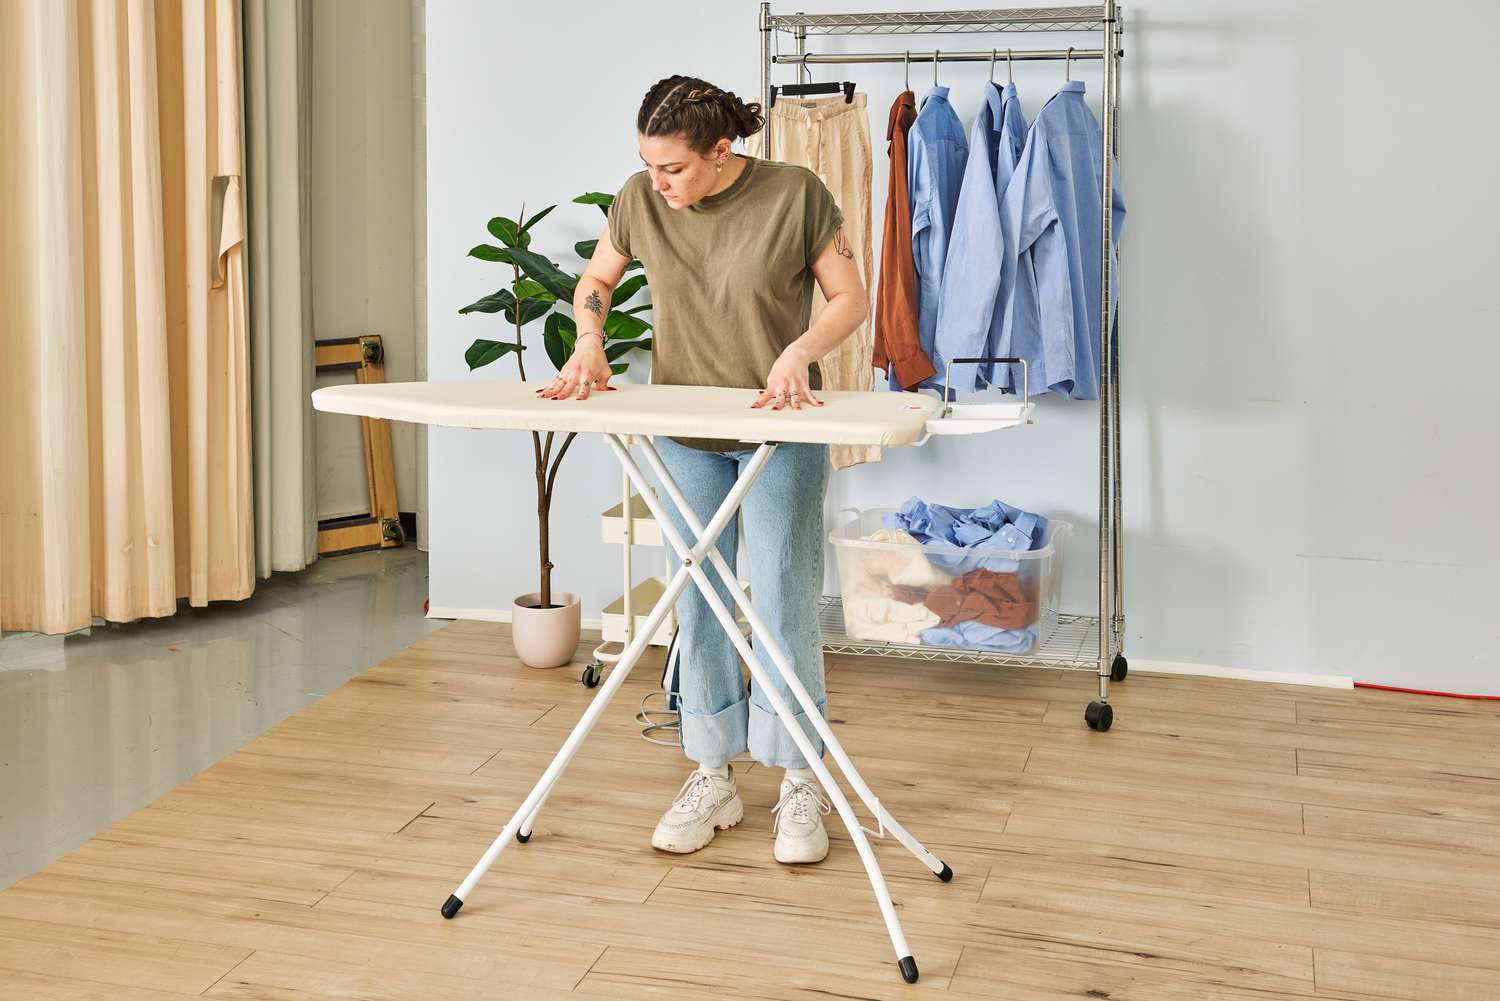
[
  {"left": 804, "top": 173, "right": 845, "bottom": 267},
  {"left": 607, "top": 178, "right": 634, "bottom": 259}
]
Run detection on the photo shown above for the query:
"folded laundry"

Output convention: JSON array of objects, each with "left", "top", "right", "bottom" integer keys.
[
  {"left": 856, "top": 527, "right": 953, "bottom": 589},
  {"left": 920, "top": 619, "right": 1038, "bottom": 653},
  {"left": 924, "top": 567, "right": 1039, "bottom": 631},
  {"left": 843, "top": 593, "right": 940, "bottom": 645},
  {"left": 881, "top": 496, "right": 1048, "bottom": 574},
  {"left": 839, "top": 527, "right": 951, "bottom": 645}
]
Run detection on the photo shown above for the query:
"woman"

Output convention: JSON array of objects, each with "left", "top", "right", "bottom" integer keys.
[{"left": 536, "top": 75, "right": 867, "bottom": 864}]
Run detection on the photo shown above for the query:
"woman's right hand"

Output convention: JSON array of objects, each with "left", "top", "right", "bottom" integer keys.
[{"left": 535, "top": 333, "right": 615, "bottom": 400}]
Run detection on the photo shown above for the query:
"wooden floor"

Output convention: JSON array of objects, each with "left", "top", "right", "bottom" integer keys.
[{"left": 3, "top": 619, "right": 1499, "bottom": 1001}]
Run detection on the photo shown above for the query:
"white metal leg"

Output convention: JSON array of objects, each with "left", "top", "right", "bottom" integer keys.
[
  {"left": 617, "top": 435, "right": 947, "bottom": 983},
  {"left": 441, "top": 445, "right": 767, "bottom": 914},
  {"left": 444, "top": 433, "right": 949, "bottom": 984},
  {"left": 633, "top": 437, "right": 951, "bottom": 880}
]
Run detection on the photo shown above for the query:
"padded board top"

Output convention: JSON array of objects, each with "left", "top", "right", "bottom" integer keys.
[{"left": 312, "top": 380, "right": 946, "bottom": 447}]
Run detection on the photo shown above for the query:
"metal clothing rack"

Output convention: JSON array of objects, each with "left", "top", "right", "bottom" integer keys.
[{"left": 759, "top": 3, "right": 1127, "bottom": 730}]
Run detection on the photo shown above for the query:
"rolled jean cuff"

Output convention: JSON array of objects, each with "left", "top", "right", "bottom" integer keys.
[
  {"left": 749, "top": 697, "right": 827, "bottom": 769},
  {"left": 680, "top": 695, "right": 749, "bottom": 768}
]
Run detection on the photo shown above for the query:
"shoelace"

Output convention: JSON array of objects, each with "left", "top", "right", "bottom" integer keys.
[
  {"left": 772, "top": 780, "right": 831, "bottom": 833},
  {"left": 672, "top": 770, "right": 718, "bottom": 813}
]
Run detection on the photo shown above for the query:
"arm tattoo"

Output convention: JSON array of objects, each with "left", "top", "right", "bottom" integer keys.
[
  {"left": 832, "top": 227, "right": 854, "bottom": 259},
  {"left": 583, "top": 289, "right": 604, "bottom": 318}
]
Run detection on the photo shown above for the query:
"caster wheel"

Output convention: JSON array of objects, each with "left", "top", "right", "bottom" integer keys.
[
  {"left": 898, "top": 957, "right": 919, "bottom": 983},
  {"left": 441, "top": 894, "right": 463, "bottom": 919},
  {"left": 1085, "top": 701, "right": 1114, "bottom": 731},
  {"left": 935, "top": 862, "right": 954, "bottom": 883},
  {"left": 1110, "top": 654, "right": 1129, "bottom": 682},
  {"left": 581, "top": 661, "right": 602, "bottom": 688},
  {"left": 515, "top": 829, "right": 531, "bottom": 843}
]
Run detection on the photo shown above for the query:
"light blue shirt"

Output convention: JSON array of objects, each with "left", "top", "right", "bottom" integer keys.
[
  {"left": 881, "top": 495, "right": 1048, "bottom": 575},
  {"left": 999, "top": 81, "right": 1125, "bottom": 400},
  {"left": 921, "top": 619, "right": 1039, "bottom": 654},
  {"left": 904, "top": 86, "right": 968, "bottom": 393},
  {"left": 933, "top": 82, "right": 1029, "bottom": 396}
]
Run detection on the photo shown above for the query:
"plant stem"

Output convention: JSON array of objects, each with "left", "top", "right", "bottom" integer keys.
[
  {"left": 544, "top": 434, "right": 577, "bottom": 508},
  {"left": 513, "top": 203, "right": 551, "bottom": 606}
]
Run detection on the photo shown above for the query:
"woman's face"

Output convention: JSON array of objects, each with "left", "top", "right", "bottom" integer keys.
[{"left": 638, "top": 134, "right": 731, "bottom": 209}]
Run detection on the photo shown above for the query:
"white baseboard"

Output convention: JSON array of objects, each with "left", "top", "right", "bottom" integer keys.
[
  {"left": 1128, "top": 657, "right": 1352, "bottom": 689},
  {"left": 426, "top": 605, "right": 605, "bottom": 631},
  {"left": 423, "top": 608, "right": 1353, "bottom": 690}
]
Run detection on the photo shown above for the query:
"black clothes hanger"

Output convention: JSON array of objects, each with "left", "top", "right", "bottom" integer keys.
[{"left": 770, "top": 57, "right": 856, "bottom": 107}]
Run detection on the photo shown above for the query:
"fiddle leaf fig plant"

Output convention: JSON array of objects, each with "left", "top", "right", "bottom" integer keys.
[{"left": 460, "top": 192, "right": 652, "bottom": 609}]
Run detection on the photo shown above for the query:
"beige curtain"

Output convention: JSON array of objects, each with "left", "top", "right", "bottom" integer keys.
[
  {"left": 244, "top": 0, "right": 317, "bottom": 576},
  {"left": 0, "top": 0, "right": 254, "bottom": 635}
]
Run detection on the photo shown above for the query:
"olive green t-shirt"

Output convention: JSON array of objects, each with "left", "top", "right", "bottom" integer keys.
[{"left": 607, "top": 154, "right": 844, "bottom": 452}]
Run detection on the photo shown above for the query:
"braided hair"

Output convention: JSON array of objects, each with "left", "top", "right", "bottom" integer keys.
[{"left": 637, "top": 75, "right": 765, "bottom": 154}]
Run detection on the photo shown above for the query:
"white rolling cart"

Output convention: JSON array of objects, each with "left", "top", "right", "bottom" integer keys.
[{"left": 587, "top": 449, "right": 753, "bottom": 696}]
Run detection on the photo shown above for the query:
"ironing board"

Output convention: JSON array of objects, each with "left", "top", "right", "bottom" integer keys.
[{"left": 312, "top": 378, "right": 1031, "bottom": 984}]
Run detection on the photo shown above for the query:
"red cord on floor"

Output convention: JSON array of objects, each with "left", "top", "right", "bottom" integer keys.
[{"left": 1355, "top": 682, "right": 1500, "bottom": 701}]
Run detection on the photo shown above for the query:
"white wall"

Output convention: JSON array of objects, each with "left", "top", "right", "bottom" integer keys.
[
  {"left": 312, "top": 0, "right": 422, "bottom": 521},
  {"left": 425, "top": 0, "right": 1500, "bottom": 694}
]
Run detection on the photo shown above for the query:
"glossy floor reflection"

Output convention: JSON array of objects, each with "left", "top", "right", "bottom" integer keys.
[{"left": 0, "top": 548, "right": 442, "bottom": 889}]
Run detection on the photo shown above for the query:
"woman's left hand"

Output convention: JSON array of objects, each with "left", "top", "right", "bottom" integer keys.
[{"left": 751, "top": 344, "right": 823, "bottom": 410}]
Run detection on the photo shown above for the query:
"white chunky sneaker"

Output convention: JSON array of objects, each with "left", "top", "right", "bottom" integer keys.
[
  {"left": 651, "top": 764, "right": 744, "bottom": 854},
  {"left": 772, "top": 776, "right": 831, "bottom": 864}
]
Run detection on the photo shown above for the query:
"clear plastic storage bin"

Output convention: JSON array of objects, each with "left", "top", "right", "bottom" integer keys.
[{"left": 828, "top": 508, "right": 1070, "bottom": 655}]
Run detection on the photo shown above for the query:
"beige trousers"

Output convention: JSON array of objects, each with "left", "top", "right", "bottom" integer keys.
[{"left": 749, "top": 93, "right": 880, "bottom": 470}]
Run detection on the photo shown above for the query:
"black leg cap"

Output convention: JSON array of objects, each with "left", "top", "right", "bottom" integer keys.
[
  {"left": 898, "top": 956, "right": 919, "bottom": 983},
  {"left": 936, "top": 862, "right": 953, "bottom": 882},
  {"left": 515, "top": 830, "right": 531, "bottom": 843},
  {"left": 441, "top": 894, "right": 463, "bottom": 919}
]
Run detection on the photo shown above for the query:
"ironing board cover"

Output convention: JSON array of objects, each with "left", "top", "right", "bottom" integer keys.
[{"left": 312, "top": 380, "right": 944, "bottom": 447}]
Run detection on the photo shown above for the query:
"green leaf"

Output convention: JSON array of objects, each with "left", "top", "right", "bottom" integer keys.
[
  {"left": 542, "top": 313, "right": 579, "bottom": 370},
  {"left": 620, "top": 303, "right": 652, "bottom": 316},
  {"left": 465, "top": 339, "right": 524, "bottom": 370},
  {"left": 604, "top": 311, "right": 650, "bottom": 341},
  {"left": 510, "top": 247, "right": 577, "bottom": 301},
  {"left": 469, "top": 243, "right": 514, "bottom": 263},
  {"left": 611, "top": 275, "right": 648, "bottom": 307},
  {"left": 624, "top": 259, "right": 644, "bottom": 273},
  {"left": 519, "top": 205, "right": 556, "bottom": 233},
  {"left": 486, "top": 217, "right": 521, "bottom": 247},
  {"left": 574, "top": 192, "right": 614, "bottom": 215},
  {"left": 516, "top": 297, "right": 553, "bottom": 325},
  {"left": 458, "top": 288, "right": 517, "bottom": 314},
  {"left": 540, "top": 316, "right": 564, "bottom": 372},
  {"left": 604, "top": 336, "right": 651, "bottom": 362},
  {"left": 610, "top": 363, "right": 628, "bottom": 375},
  {"left": 575, "top": 239, "right": 598, "bottom": 260},
  {"left": 513, "top": 278, "right": 552, "bottom": 302}
]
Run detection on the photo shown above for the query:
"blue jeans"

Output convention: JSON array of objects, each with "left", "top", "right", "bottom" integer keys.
[{"left": 651, "top": 435, "right": 830, "bottom": 769}]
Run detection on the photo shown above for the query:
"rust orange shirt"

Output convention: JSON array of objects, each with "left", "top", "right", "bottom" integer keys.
[{"left": 873, "top": 91, "right": 935, "bottom": 390}]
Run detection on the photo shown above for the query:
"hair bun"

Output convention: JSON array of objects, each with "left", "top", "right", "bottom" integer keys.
[{"left": 637, "top": 76, "right": 764, "bottom": 148}]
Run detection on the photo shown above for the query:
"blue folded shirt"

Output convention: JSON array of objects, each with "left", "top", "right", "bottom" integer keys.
[
  {"left": 881, "top": 496, "right": 1048, "bottom": 574},
  {"left": 920, "top": 620, "right": 1039, "bottom": 654}
]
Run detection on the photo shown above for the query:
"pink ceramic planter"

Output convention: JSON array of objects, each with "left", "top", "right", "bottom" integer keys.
[{"left": 510, "top": 591, "right": 581, "bottom": 668}]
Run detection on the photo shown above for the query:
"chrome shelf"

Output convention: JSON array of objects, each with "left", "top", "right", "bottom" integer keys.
[{"left": 766, "top": 7, "right": 1111, "bottom": 34}]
